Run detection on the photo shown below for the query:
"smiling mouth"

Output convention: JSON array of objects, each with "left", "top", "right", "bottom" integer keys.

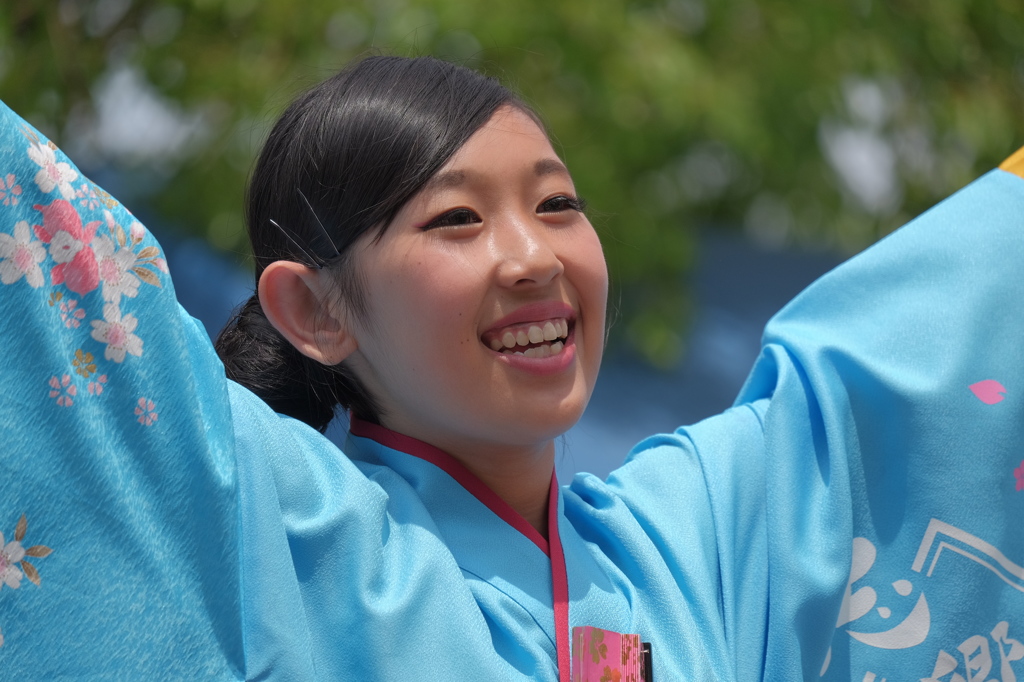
[{"left": 484, "top": 318, "right": 571, "bottom": 358}]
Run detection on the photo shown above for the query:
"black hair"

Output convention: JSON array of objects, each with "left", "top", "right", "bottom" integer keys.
[{"left": 215, "top": 56, "right": 521, "bottom": 432}]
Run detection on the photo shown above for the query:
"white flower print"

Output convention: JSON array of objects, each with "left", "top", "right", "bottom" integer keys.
[
  {"left": 49, "top": 229, "right": 84, "bottom": 264},
  {"left": 92, "top": 235, "right": 140, "bottom": 305},
  {"left": 129, "top": 221, "right": 146, "bottom": 244},
  {"left": 27, "top": 142, "right": 78, "bottom": 200},
  {"left": 0, "top": 532, "right": 25, "bottom": 590},
  {"left": 0, "top": 515, "right": 52, "bottom": 598},
  {"left": 90, "top": 302, "right": 143, "bottom": 362},
  {"left": 0, "top": 220, "right": 46, "bottom": 287},
  {"left": 0, "top": 515, "right": 55, "bottom": 644}
]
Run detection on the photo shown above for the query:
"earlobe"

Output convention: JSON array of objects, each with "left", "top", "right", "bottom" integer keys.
[{"left": 258, "top": 260, "right": 357, "bottom": 365}]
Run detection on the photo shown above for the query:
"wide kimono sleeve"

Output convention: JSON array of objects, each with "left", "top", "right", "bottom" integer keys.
[
  {"left": 0, "top": 102, "right": 559, "bottom": 681},
  {"left": 0, "top": 102, "right": 247, "bottom": 676},
  {"left": 601, "top": 161, "right": 1024, "bottom": 680}
]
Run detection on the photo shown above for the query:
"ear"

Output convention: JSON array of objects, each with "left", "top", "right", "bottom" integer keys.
[{"left": 258, "top": 260, "right": 358, "bottom": 365}]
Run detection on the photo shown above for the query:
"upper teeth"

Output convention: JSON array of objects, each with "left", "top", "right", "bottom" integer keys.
[{"left": 489, "top": 319, "right": 569, "bottom": 352}]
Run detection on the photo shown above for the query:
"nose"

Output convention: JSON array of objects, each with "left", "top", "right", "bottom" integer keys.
[{"left": 491, "top": 214, "right": 564, "bottom": 289}]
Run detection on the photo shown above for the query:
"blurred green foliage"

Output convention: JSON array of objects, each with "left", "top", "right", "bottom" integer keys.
[{"left": 4, "top": 0, "right": 1024, "bottom": 364}]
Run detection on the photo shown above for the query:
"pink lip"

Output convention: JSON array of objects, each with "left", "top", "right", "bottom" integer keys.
[
  {"left": 483, "top": 301, "right": 576, "bottom": 335},
  {"left": 483, "top": 301, "right": 578, "bottom": 376}
]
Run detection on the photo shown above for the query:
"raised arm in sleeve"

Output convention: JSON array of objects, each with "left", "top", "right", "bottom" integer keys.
[
  {"left": 602, "top": 161, "right": 1024, "bottom": 681},
  {"left": 0, "top": 101, "right": 580, "bottom": 681},
  {"left": 0, "top": 101, "right": 245, "bottom": 677}
]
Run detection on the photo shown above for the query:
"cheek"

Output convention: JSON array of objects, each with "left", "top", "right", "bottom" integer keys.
[
  {"left": 563, "top": 232, "right": 608, "bottom": 377},
  {"left": 368, "top": 255, "right": 480, "bottom": 350},
  {"left": 573, "top": 235, "right": 609, "bottom": 317}
]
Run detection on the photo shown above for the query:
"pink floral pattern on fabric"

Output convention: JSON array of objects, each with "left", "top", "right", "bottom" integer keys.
[
  {"left": 571, "top": 626, "right": 645, "bottom": 682},
  {"left": 75, "top": 182, "right": 100, "bottom": 211},
  {"left": 0, "top": 125, "right": 168, "bottom": 410},
  {"left": 135, "top": 397, "right": 158, "bottom": 426},
  {"left": 0, "top": 515, "right": 54, "bottom": 648},
  {"left": 1014, "top": 460, "right": 1024, "bottom": 492},
  {"left": 59, "top": 298, "right": 85, "bottom": 328},
  {"left": 48, "top": 375, "right": 77, "bottom": 407},
  {"left": 88, "top": 374, "right": 108, "bottom": 396},
  {"left": 33, "top": 199, "right": 101, "bottom": 297},
  {"left": 0, "top": 173, "right": 22, "bottom": 207}
]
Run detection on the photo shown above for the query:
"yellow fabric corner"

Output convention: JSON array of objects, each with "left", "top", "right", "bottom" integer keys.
[{"left": 999, "top": 145, "right": 1024, "bottom": 179}]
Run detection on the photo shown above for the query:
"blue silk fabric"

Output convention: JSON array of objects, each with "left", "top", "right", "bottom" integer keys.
[{"left": 1, "top": 100, "right": 1022, "bottom": 680}]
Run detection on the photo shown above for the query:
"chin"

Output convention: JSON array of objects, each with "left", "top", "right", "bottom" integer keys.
[{"left": 501, "top": 395, "right": 591, "bottom": 447}]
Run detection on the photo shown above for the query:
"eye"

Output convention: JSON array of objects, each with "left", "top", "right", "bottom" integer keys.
[
  {"left": 419, "top": 207, "right": 482, "bottom": 231},
  {"left": 538, "top": 195, "right": 587, "bottom": 214}
]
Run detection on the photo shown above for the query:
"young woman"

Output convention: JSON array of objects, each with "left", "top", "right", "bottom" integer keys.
[{"left": 0, "top": 56, "right": 1022, "bottom": 681}]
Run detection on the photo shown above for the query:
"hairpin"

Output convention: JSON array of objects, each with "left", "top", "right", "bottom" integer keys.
[
  {"left": 267, "top": 188, "right": 343, "bottom": 269},
  {"left": 297, "top": 188, "right": 342, "bottom": 262},
  {"left": 268, "top": 218, "right": 327, "bottom": 269}
]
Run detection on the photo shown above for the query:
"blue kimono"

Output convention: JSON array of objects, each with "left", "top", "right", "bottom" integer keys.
[{"left": 0, "top": 100, "right": 1022, "bottom": 681}]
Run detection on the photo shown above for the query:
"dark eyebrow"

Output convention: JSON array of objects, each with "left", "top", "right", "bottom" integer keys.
[
  {"left": 421, "top": 159, "right": 568, "bottom": 194},
  {"left": 421, "top": 169, "right": 467, "bottom": 193},
  {"left": 535, "top": 158, "right": 569, "bottom": 178}
]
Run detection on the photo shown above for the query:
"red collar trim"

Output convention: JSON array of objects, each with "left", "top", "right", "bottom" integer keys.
[
  {"left": 349, "top": 416, "right": 571, "bottom": 680},
  {"left": 349, "top": 416, "right": 551, "bottom": 556},
  {"left": 548, "top": 469, "right": 571, "bottom": 682}
]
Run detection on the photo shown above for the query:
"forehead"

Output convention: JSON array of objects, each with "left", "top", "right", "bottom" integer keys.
[
  {"left": 465, "top": 105, "right": 552, "bottom": 152},
  {"left": 485, "top": 104, "right": 547, "bottom": 134},
  {"left": 423, "top": 106, "right": 567, "bottom": 189}
]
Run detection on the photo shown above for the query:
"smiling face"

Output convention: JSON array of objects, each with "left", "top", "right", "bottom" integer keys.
[{"left": 340, "top": 106, "right": 608, "bottom": 464}]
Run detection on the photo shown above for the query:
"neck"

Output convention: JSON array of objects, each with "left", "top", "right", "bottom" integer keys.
[
  {"left": 454, "top": 441, "right": 554, "bottom": 539},
  {"left": 350, "top": 417, "right": 555, "bottom": 539}
]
